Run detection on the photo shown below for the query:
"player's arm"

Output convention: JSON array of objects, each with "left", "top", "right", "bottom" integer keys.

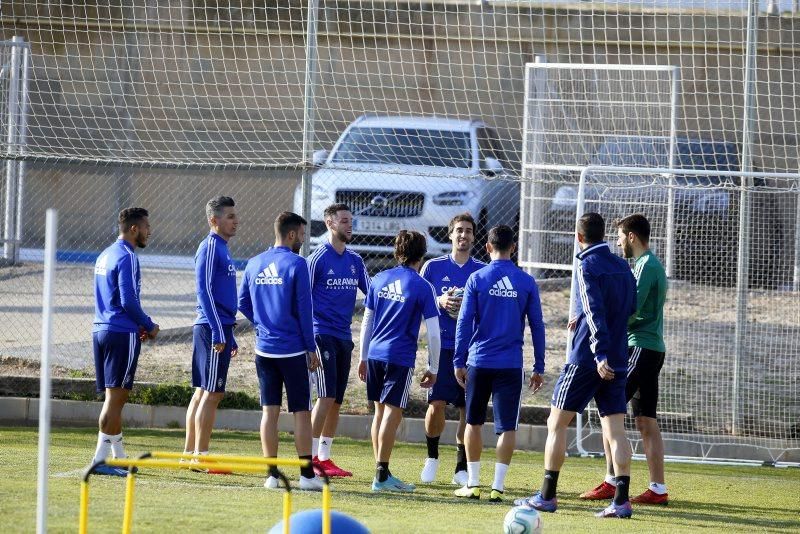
[
  {"left": 196, "top": 244, "right": 226, "bottom": 346},
  {"left": 358, "top": 291, "right": 375, "bottom": 382},
  {"left": 577, "top": 264, "right": 612, "bottom": 376},
  {"left": 453, "top": 276, "right": 477, "bottom": 386},
  {"left": 237, "top": 268, "right": 254, "bottom": 323},
  {"left": 117, "top": 255, "right": 156, "bottom": 334},
  {"left": 357, "top": 255, "right": 371, "bottom": 296},
  {"left": 294, "top": 264, "right": 317, "bottom": 371},
  {"left": 526, "top": 279, "right": 546, "bottom": 391},
  {"left": 628, "top": 264, "right": 652, "bottom": 324},
  {"left": 420, "top": 282, "right": 441, "bottom": 388}
]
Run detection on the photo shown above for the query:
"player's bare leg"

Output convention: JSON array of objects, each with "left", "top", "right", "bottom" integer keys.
[
  {"left": 421, "top": 400, "right": 446, "bottom": 482},
  {"left": 595, "top": 413, "right": 634, "bottom": 518},
  {"left": 630, "top": 415, "right": 669, "bottom": 504},
  {"left": 194, "top": 390, "right": 223, "bottom": 453},
  {"left": 183, "top": 388, "right": 202, "bottom": 453}
]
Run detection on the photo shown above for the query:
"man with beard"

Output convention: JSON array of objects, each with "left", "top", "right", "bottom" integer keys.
[
  {"left": 183, "top": 196, "right": 239, "bottom": 470},
  {"left": 90, "top": 207, "right": 160, "bottom": 475},
  {"left": 580, "top": 213, "right": 669, "bottom": 505},
  {"left": 238, "top": 211, "right": 323, "bottom": 490},
  {"left": 306, "top": 203, "right": 370, "bottom": 477},
  {"left": 419, "top": 213, "right": 485, "bottom": 486}
]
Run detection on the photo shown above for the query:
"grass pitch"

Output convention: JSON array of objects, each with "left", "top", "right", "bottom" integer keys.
[{"left": 1, "top": 427, "right": 798, "bottom": 533}]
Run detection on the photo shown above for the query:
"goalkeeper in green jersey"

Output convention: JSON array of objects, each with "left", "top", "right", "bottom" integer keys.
[{"left": 580, "top": 213, "right": 669, "bottom": 506}]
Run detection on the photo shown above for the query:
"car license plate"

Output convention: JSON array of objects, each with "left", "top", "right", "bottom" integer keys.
[{"left": 352, "top": 218, "right": 402, "bottom": 234}]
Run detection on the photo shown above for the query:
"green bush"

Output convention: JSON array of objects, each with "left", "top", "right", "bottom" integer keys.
[{"left": 50, "top": 382, "right": 260, "bottom": 410}]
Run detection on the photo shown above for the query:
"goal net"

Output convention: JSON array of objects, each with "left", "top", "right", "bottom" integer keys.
[{"left": 568, "top": 168, "right": 800, "bottom": 466}]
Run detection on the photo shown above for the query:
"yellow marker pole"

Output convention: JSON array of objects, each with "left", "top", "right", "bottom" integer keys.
[
  {"left": 282, "top": 492, "right": 291, "bottom": 534},
  {"left": 322, "top": 483, "right": 332, "bottom": 534},
  {"left": 146, "top": 452, "right": 308, "bottom": 467},
  {"left": 121, "top": 471, "right": 136, "bottom": 534},
  {"left": 78, "top": 481, "right": 89, "bottom": 534}
]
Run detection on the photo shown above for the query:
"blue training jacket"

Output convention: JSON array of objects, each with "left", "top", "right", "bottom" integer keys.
[
  {"left": 238, "top": 246, "right": 316, "bottom": 356},
  {"left": 570, "top": 242, "right": 637, "bottom": 373},
  {"left": 93, "top": 239, "right": 155, "bottom": 334},
  {"left": 194, "top": 232, "right": 238, "bottom": 344},
  {"left": 454, "top": 259, "right": 546, "bottom": 373},
  {"left": 307, "top": 242, "right": 370, "bottom": 340}
]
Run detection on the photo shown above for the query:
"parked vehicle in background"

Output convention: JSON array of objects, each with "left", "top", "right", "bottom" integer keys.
[{"left": 294, "top": 115, "right": 520, "bottom": 260}]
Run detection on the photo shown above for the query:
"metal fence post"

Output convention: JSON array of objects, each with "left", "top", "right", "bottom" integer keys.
[
  {"left": 3, "top": 36, "right": 23, "bottom": 263},
  {"left": 732, "top": 0, "right": 759, "bottom": 436},
  {"left": 300, "top": 0, "right": 320, "bottom": 257}
]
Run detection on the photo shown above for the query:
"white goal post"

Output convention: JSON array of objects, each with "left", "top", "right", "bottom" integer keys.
[{"left": 519, "top": 60, "right": 681, "bottom": 276}]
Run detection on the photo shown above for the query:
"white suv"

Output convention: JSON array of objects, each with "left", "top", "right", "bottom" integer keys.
[{"left": 293, "top": 115, "right": 519, "bottom": 257}]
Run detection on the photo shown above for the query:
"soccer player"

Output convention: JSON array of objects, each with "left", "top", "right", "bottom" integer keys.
[
  {"left": 453, "top": 225, "right": 546, "bottom": 503},
  {"left": 515, "top": 212, "right": 637, "bottom": 518},
  {"left": 90, "top": 207, "right": 159, "bottom": 476},
  {"left": 307, "top": 203, "right": 370, "bottom": 477},
  {"left": 580, "top": 213, "right": 669, "bottom": 505},
  {"left": 358, "top": 230, "right": 440, "bottom": 493},
  {"left": 419, "top": 213, "right": 486, "bottom": 486},
  {"left": 183, "top": 197, "right": 239, "bottom": 468},
  {"left": 238, "top": 211, "right": 324, "bottom": 491}
]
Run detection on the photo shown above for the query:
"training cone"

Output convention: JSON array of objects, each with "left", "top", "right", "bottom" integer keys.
[{"left": 268, "top": 509, "right": 370, "bottom": 534}]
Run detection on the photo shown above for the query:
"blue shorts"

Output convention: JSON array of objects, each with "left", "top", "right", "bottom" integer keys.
[
  {"left": 93, "top": 330, "right": 141, "bottom": 392},
  {"left": 255, "top": 355, "right": 313, "bottom": 413},
  {"left": 428, "top": 348, "right": 465, "bottom": 407},
  {"left": 465, "top": 366, "right": 524, "bottom": 435},
  {"left": 192, "top": 324, "right": 234, "bottom": 393},
  {"left": 366, "top": 360, "right": 414, "bottom": 409},
  {"left": 551, "top": 363, "right": 627, "bottom": 417},
  {"left": 314, "top": 334, "right": 354, "bottom": 404}
]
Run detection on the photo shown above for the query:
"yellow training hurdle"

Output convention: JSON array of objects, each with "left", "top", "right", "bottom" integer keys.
[{"left": 79, "top": 452, "right": 332, "bottom": 534}]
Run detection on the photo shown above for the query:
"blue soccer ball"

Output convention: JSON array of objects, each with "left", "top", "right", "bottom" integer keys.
[
  {"left": 268, "top": 509, "right": 370, "bottom": 534},
  {"left": 503, "top": 505, "right": 542, "bottom": 534}
]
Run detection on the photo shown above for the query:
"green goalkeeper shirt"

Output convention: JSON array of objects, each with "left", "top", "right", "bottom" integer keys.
[{"left": 628, "top": 250, "right": 667, "bottom": 352}]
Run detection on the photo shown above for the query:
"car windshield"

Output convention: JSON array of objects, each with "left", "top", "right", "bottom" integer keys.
[{"left": 331, "top": 127, "right": 472, "bottom": 168}]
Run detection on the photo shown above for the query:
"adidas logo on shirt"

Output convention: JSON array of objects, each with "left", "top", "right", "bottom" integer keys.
[
  {"left": 489, "top": 276, "right": 518, "bottom": 298},
  {"left": 327, "top": 268, "right": 335, "bottom": 275},
  {"left": 442, "top": 275, "right": 450, "bottom": 282},
  {"left": 377, "top": 280, "right": 406, "bottom": 302},
  {"left": 255, "top": 262, "right": 283, "bottom": 285}
]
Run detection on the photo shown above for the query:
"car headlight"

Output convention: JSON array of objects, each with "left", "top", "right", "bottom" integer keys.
[
  {"left": 432, "top": 191, "right": 476, "bottom": 206},
  {"left": 551, "top": 186, "right": 577, "bottom": 209}
]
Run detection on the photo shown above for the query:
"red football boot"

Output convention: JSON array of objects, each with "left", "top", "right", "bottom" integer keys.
[
  {"left": 631, "top": 489, "right": 669, "bottom": 505},
  {"left": 579, "top": 481, "right": 616, "bottom": 500}
]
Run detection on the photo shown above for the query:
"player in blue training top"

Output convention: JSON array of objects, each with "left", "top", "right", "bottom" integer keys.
[
  {"left": 418, "top": 213, "right": 485, "bottom": 487},
  {"left": 453, "top": 225, "right": 546, "bottom": 503},
  {"left": 238, "top": 212, "right": 324, "bottom": 491},
  {"left": 307, "top": 203, "right": 370, "bottom": 478},
  {"left": 90, "top": 207, "right": 159, "bottom": 476},
  {"left": 183, "top": 196, "right": 239, "bottom": 469},
  {"left": 515, "top": 212, "right": 637, "bottom": 518},
  {"left": 359, "top": 230, "right": 441, "bottom": 493}
]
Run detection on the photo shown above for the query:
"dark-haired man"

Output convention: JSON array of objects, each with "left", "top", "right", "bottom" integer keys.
[
  {"left": 359, "top": 230, "right": 440, "bottom": 493},
  {"left": 453, "top": 225, "right": 546, "bottom": 503},
  {"left": 580, "top": 213, "right": 669, "bottom": 505},
  {"left": 419, "top": 213, "right": 485, "bottom": 486},
  {"left": 183, "top": 196, "right": 239, "bottom": 468},
  {"left": 90, "top": 207, "right": 159, "bottom": 475},
  {"left": 238, "top": 211, "right": 323, "bottom": 490},
  {"left": 307, "top": 203, "right": 370, "bottom": 477},
  {"left": 516, "top": 212, "right": 637, "bottom": 518}
]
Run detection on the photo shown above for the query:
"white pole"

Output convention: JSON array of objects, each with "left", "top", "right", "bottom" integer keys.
[
  {"left": 665, "top": 67, "right": 681, "bottom": 278},
  {"left": 36, "top": 209, "right": 58, "bottom": 534},
  {"left": 571, "top": 169, "right": 588, "bottom": 456},
  {"left": 300, "top": 0, "right": 320, "bottom": 257}
]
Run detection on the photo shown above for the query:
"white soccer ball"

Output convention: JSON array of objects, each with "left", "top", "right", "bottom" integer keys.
[
  {"left": 448, "top": 287, "right": 464, "bottom": 319},
  {"left": 503, "top": 506, "right": 542, "bottom": 534}
]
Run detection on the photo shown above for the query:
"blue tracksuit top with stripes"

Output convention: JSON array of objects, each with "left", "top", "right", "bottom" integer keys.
[
  {"left": 571, "top": 242, "right": 637, "bottom": 373},
  {"left": 307, "top": 242, "right": 370, "bottom": 340},
  {"left": 454, "top": 259, "right": 546, "bottom": 373},
  {"left": 194, "top": 232, "right": 238, "bottom": 344},
  {"left": 420, "top": 254, "right": 486, "bottom": 350},
  {"left": 238, "top": 246, "right": 316, "bottom": 355},
  {"left": 364, "top": 265, "right": 439, "bottom": 368},
  {"left": 93, "top": 239, "right": 155, "bottom": 334}
]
